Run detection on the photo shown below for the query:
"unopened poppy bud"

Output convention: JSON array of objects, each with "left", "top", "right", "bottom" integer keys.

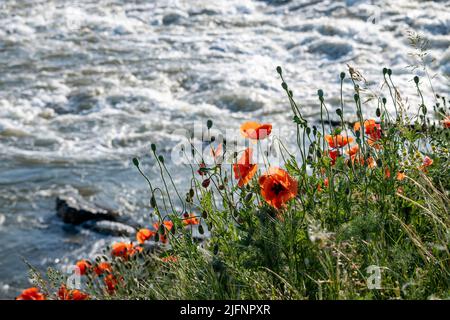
[
  {"left": 414, "top": 76, "right": 419, "bottom": 85},
  {"left": 207, "top": 119, "right": 213, "bottom": 129},
  {"left": 202, "top": 210, "right": 208, "bottom": 219},
  {"left": 382, "top": 97, "right": 387, "bottom": 105},
  {"left": 336, "top": 108, "right": 342, "bottom": 117},
  {"left": 202, "top": 179, "right": 210, "bottom": 188},
  {"left": 218, "top": 185, "right": 225, "bottom": 190},
  {"left": 276, "top": 66, "right": 282, "bottom": 75},
  {"left": 317, "top": 89, "right": 324, "bottom": 98},
  {"left": 151, "top": 143, "right": 156, "bottom": 152},
  {"left": 382, "top": 67, "right": 388, "bottom": 75},
  {"left": 189, "top": 189, "right": 194, "bottom": 198},
  {"left": 340, "top": 72, "right": 345, "bottom": 80},
  {"left": 132, "top": 157, "right": 139, "bottom": 167},
  {"left": 150, "top": 196, "right": 157, "bottom": 208},
  {"left": 158, "top": 155, "right": 164, "bottom": 163},
  {"left": 198, "top": 225, "right": 204, "bottom": 235},
  {"left": 281, "top": 82, "right": 288, "bottom": 90},
  {"left": 387, "top": 69, "right": 392, "bottom": 76},
  {"left": 376, "top": 108, "right": 381, "bottom": 117}
]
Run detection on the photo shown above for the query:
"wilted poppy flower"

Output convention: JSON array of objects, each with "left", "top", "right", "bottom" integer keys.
[
  {"left": 16, "top": 287, "right": 46, "bottom": 300},
  {"left": 233, "top": 147, "right": 258, "bottom": 187},
  {"left": 58, "top": 285, "right": 89, "bottom": 300},
  {"left": 325, "top": 134, "right": 353, "bottom": 148},
  {"left": 75, "top": 259, "right": 91, "bottom": 276},
  {"left": 182, "top": 213, "right": 200, "bottom": 226},
  {"left": 153, "top": 221, "right": 174, "bottom": 243},
  {"left": 259, "top": 167, "right": 298, "bottom": 209},
  {"left": 136, "top": 228, "right": 156, "bottom": 244},
  {"left": 240, "top": 121, "right": 272, "bottom": 140},
  {"left": 94, "top": 262, "right": 112, "bottom": 276},
  {"left": 210, "top": 143, "right": 223, "bottom": 161},
  {"left": 422, "top": 156, "right": 433, "bottom": 167}
]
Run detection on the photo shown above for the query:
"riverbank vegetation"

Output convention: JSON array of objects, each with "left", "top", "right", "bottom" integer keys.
[{"left": 20, "top": 63, "right": 449, "bottom": 300}]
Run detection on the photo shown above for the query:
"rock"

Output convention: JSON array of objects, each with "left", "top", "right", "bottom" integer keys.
[
  {"left": 56, "top": 195, "right": 118, "bottom": 225},
  {"left": 162, "top": 13, "right": 186, "bottom": 25},
  {"left": 82, "top": 220, "right": 136, "bottom": 237}
]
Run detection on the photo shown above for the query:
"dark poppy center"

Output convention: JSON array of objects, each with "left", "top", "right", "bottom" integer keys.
[{"left": 271, "top": 182, "right": 285, "bottom": 195}]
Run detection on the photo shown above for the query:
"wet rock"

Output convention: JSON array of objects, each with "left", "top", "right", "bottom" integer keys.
[
  {"left": 162, "top": 13, "right": 187, "bottom": 26},
  {"left": 82, "top": 220, "right": 136, "bottom": 237},
  {"left": 56, "top": 195, "right": 118, "bottom": 225}
]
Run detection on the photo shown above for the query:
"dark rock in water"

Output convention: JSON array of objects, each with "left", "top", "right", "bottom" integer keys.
[
  {"left": 162, "top": 13, "right": 186, "bottom": 25},
  {"left": 56, "top": 195, "right": 118, "bottom": 225},
  {"left": 82, "top": 220, "right": 136, "bottom": 237}
]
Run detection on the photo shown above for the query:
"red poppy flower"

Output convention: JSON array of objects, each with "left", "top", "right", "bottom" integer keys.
[
  {"left": 75, "top": 259, "right": 91, "bottom": 276},
  {"left": 233, "top": 147, "right": 258, "bottom": 187},
  {"left": 136, "top": 228, "right": 156, "bottom": 244},
  {"left": 240, "top": 121, "right": 272, "bottom": 140},
  {"left": 328, "top": 149, "right": 340, "bottom": 165},
  {"left": 182, "top": 213, "right": 200, "bottom": 226},
  {"left": 104, "top": 274, "right": 120, "bottom": 294},
  {"left": 259, "top": 167, "right": 298, "bottom": 209},
  {"left": 325, "top": 134, "right": 353, "bottom": 148},
  {"left": 197, "top": 162, "right": 207, "bottom": 176},
  {"left": 58, "top": 285, "right": 89, "bottom": 300},
  {"left": 94, "top": 262, "right": 112, "bottom": 276},
  {"left": 16, "top": 287, "right": 46, "bottom": 300}
]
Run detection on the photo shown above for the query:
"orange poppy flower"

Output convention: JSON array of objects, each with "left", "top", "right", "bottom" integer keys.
[
  {"left": 58, "top": 285, "right": 89, "bottom": 300},
  {"left": 94, "top": 262, "right": 112, "bottom": 276},
  {"left": 136, "top": 228, "right": 156, "bottom": 244},
  {"left": 443, "top": 116, "right": 450, "bottom": 128},
  {"left": 233, "top": 147, "right": 258, "bottom": 187},
  {"left": 345, "top": 144, "right": 359, "bottom": 157},
  {"left": 16, "top": 287, "right": 46, "bottom": 300},
  {"left": 182, "top": 213, "right": 200, "bottom": 226},
  {"left": 111, "top": 242, "right": 141, "bottom": 260},
  {"left": 354, "top": 119, "right": 377, "bottom": 134},
  {"left": 385, "top": 167, "right": 391, "bottom": 179},
  {"left": 240, "top": 121, "right": 272, "bottom": 140},
  {"left": 325, "top": 134, "right": 353, "bottom": 148},
  {"left": 396, "top": 171, "right": 406, "bottom": 181},
  {"left": 75, "top": 259, "right": 91, "bottom": 276},
  {"left": 327, "top": 149, "right": 339, "bottom": 165},
  {"left": 259, "top": 167, "right": 298, "bottom": 209},
  {"left": 318, "top": 178, "right": 329, "bottom": 192},
  {"left": 153, "top": 221, "right": 174, "bottom": 243}
]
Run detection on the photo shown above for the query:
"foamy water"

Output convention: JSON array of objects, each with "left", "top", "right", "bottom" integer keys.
[{"left": 0, "top": 0, "right": 449, "bottom": 298}]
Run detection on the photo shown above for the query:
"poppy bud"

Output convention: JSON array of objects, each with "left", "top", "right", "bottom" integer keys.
[
  {"left": 340, "top": 72, "right": 345, "bottom": 80},
  {"left": 414, "top": 76, "right": 419, "bottom": 85},
  {"left": 198, "top": 225, "right": 204, "bottom": 235},
  {"left": 354, "top": 94, "right": 359, "bottom": 102},
  {"left": 336, "top": 108, "right": 342, "bottom": 117},
  {"left": 151, "top": 143, "right": 156, "bottom": 152},
  {"left": 281, "top": 82, "right": 288, "bottom": 90},
  {"left": 306, "top": 127, "right": 311, "bottom": 135},
  {"left": 202, "top": 179, "right": 210, "bottom": 188},
  {"left": 376, "top": 108, "right": 381, "bottom": 117},
  {"left": 387, "top": 69, "right": 392, "bottom": 76},
  {"left": 382, "top": 97, "right": 387, "bottom": 105},
  {"left": 382, "top": 67, "right": 388, "bottom": 75},
  {"left": 218, "top": 185, "right": 225, "bottom": 190},
  {"left": 132, "top": 157, "right": 139, "bottom": 167},
  {"left": 207, "top": 119, "right": 213, "bottom": 129},
  {"left": 189, "top": 189, "right": 195, "bottom": 198},
  {"left": 150, "top": 196, "right": 157, "bottom": 208},
  {"left": 158, "top": 155, "right": 164, "bottom": 163},
  {"left": 317, "top": 89, "right": 324, "bottom": 97},
  {"left": 210, "top": 136, "right": 215, "bottom": 142},
  {"left": 202, "top": 210, "right": 208, "bottom": 219},
  {"left": 276, "top": 66, "right": 282, "bottom": 75},
  {"left": 183, "top": 212, "right": 189, "bottom": 218}
]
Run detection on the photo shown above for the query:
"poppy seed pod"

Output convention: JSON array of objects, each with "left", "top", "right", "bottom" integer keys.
[
  {"left": 202, "top": 179, "right": 211, "bottom": 188},
  {"left": 132, "top": 157, "right": 139, "bottom": 167},
  {"left": 207, "top": 119, "right": 213, "bottom": 129},
  {"left": 276, "top": 66, "right": 282, "bottom": 75}
]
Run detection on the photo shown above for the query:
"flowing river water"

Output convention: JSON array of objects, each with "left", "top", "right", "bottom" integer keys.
[{"left": 0, "top": 0, "right": 449, "bottom": 298}]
